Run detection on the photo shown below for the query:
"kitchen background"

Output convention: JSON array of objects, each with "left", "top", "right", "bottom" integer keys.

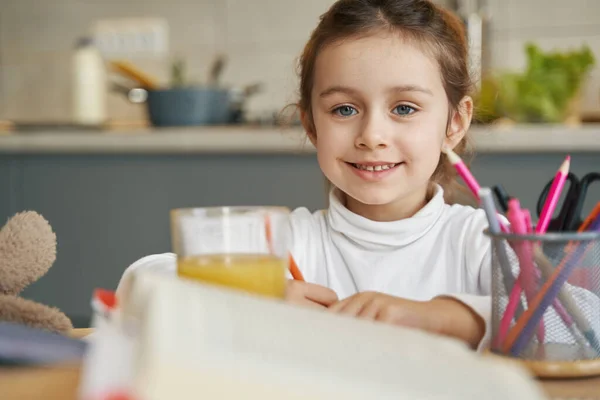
[
  {"left": 0, "top": 0, "right": 599, "bottom": 122},
  {"left": 0, "top": 0, "right": 599, "bottom": 327}
]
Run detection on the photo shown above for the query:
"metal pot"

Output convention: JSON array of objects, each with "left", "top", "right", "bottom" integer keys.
[
  {"left": 146, "top": 87, "right": 231, "bottom": 126},
  {"left": 112, "top": 83, "right": 262, "bottom": 127}
]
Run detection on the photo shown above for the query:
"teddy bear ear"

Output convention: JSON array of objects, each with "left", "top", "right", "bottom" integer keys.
[{"left": 0, "top": 211, "right": 57, "bottom": 295}]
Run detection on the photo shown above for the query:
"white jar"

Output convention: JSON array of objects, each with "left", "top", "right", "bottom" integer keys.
[{"left": 72, "top": 37, "right": 107, "bottom": 126}]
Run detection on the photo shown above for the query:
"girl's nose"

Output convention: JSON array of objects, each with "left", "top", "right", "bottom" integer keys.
[{"left": 355, "top": 114, "right": 390, "bottom": 150}]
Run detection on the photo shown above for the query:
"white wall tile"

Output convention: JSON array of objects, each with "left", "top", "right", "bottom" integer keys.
[
  {"left": 0, "top": 0, "right": 90, "bottom": 53},
  {"left": 505, "top": 0, "right": 600, "bottom": 34},
  {"left": 1, "top": 52, "right": 72, "bottom": 121},
  {"left": 0, "top": 0, "right": 221, "bottom": 57},
  {"left": 487, "top": 35, "right": 513, "bottom": 70},
  {"left": 82, "top": 0, "right": 223, "bottom": 52},
  {"left": 221, "top": 41, "right": 303, "bottom": 119},
  {"left": 225, "top": 0, "right": 334, "bottom": 45},
  {"left": 487, "top": 0, "right": 511, "bottom": 32}
]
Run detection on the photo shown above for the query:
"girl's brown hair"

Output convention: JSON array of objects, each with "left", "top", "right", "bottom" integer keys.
[{"left": 296, "top": 0, "right": 475, "bottom": 204}]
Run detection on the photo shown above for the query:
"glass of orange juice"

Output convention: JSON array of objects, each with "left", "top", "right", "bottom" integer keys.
[{"left": 170, "top": 206, "right": 290, "bottom": 298}]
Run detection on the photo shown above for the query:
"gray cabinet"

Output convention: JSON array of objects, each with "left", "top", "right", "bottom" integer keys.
[{"left": 1, "top": 151, "right": 598, "bottom": 327}]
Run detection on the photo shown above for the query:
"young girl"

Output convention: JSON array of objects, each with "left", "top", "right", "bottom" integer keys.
[{"left": 118, "top": 0, "right": 491, "bottom": 350}]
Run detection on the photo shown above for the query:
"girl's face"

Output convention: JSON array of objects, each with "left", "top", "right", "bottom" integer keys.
[{"left": 306, "top": 33, "right": 470, "bottom": 221}]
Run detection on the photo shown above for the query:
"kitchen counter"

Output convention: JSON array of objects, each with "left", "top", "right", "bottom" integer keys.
[{"left": 0, "top": 124, "right": 599, "bottom": 154}]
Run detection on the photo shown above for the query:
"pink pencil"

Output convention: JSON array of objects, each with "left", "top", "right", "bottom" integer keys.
[
  {"left": 507, "top": 201, "right": 545, "bottom": 343},
  {"left": 444, "top": 148, "right": 509, "bottom": 235},
  {"left": 536, "top": 156, "right": 570, "bottom": 234},
  {"left": 498, "top": 156, "right": 571, "bottom": 350},
  {"left": 444, "top": 148, "right": 481, "bottom": 200}
]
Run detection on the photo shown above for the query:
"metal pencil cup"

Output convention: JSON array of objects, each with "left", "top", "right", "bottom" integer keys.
[{"left": 486, "top": 229, "right": 600, "bottom": 364}]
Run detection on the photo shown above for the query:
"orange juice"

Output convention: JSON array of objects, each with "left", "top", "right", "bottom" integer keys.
[{"left": 177, "top": 253, "right": 287, "bottom": 298}]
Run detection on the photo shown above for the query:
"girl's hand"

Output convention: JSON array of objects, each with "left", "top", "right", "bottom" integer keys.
[
  {"left": 285, "top": 280, "right": 339, "bottom": 309},
  {"left": 328, "top": 292, "right": 485, "bottom": 348}
]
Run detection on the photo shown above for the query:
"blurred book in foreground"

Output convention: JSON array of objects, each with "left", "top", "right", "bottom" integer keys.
[{"left": 80, "top": 271, "right": 547, "bottom": 400}]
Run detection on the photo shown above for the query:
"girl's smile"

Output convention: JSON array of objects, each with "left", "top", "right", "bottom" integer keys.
[{"left": 345, "top": 161, "right": 405, "bottom": 182}]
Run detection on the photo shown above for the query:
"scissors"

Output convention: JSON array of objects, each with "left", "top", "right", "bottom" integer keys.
[{"left": 536, "top": 172, "right": 600, "bottom": 232}]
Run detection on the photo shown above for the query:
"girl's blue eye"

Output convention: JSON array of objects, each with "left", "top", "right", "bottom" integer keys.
[
  {"left": 393, "top": 105, "right": 416, "bottom": 116},
  {"left": 333, "top": 105, "right": 358, "bottom": 117}
]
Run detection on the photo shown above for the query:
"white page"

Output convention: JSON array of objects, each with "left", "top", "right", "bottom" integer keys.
[{"left": 124, "top": 272, "right": 547, "bottom": 400}]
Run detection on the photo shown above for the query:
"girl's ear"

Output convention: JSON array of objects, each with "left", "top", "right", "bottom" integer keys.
[
  {"left": 444, "top": 96, "right": 473, "bottom": 151},
  {"left": 301, "top": 110, "right": 317, "bottom": 147}
]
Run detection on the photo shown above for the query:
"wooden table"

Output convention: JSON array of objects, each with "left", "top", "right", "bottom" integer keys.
[
  {"left": 3, "top": 365, "right": 598, "bottom": 400},
  {"left": 540, "top": 376, "right": 600, "bottom": 399},
  {"left": 2, "top": 329, "right": 599, "bottom": 399},
  {"left": 0, "top": 328, "right": 90, "bottom": 400},
  {"left": 0, "top": 363, "right": 82, "bottom": 400}
]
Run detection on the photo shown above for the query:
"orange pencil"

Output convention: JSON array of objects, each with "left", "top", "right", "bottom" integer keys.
[
  {"left": 579, "top": 201, "right": 600, "bottom": 232},
  {"left": 288, "top": 253, "right": 305, "bottom": 281},
  {"left": 265, "top": 215, "right": 305, "bottom": 281}
]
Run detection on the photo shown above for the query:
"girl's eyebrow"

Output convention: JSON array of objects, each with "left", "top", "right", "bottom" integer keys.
[
  {"left": 319, "top": 85, "right": 359, "bottom": 98},
  {"left": 387, "top": 85, "right": 433, "bottom": 96},
  {"left": 319, "top": 84, "right": 433, "bottom": 98}
]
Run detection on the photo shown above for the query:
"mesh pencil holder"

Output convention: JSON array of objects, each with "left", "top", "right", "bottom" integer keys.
[{"left": 485, "top": 229, "right": 600, "bottom": 378}]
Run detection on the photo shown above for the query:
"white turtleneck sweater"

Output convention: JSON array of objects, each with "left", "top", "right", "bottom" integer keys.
[
  {"left": 116, "top": 184, "right": 494, "bottom": 348},
  {"left": 289, "top": 185, "right": 490, "bottom": 304}
]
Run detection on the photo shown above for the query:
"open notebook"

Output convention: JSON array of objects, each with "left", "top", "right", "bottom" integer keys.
[{"left": 103, "top": 271, "right": 548, "bottom": 400}]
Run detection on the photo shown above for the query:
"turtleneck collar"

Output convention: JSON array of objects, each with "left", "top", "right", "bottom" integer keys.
[{"left": 326, "top": 184, "right": 446, "bottom": 250}]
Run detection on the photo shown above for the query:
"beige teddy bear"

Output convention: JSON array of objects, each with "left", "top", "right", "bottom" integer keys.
[{"left": 0, "top": 211, "right": 72, "bottom": 333}]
